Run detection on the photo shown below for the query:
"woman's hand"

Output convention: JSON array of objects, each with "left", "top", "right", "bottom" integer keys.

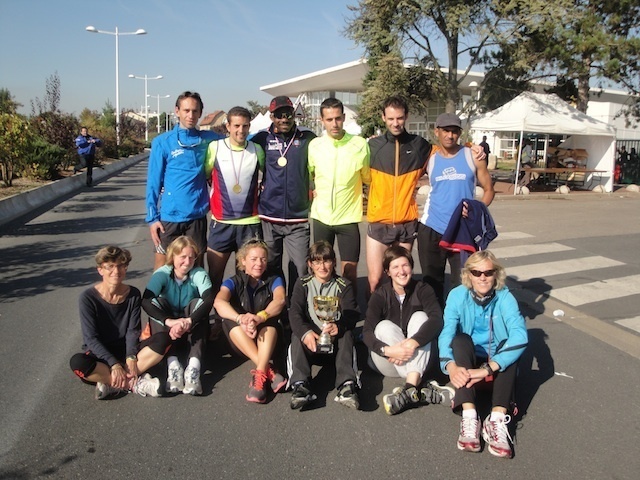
[
  {"left": 238, "top": 313, "right": 259, "bottom": 339},
  {"left": 110, "top": 364, "right": 127, "bottom": 390},
  {"left": 166, "top": 318, "right": 190, "bottom": 340},
  {"left": 384, "top": 339, "right": 418, "bottom": 365},
  {"left": 322, "top": 322, "right": 338, "bottom": 337},
  {"left": 125, "top": 357, "right": 139, "bottom": 388},
  {"left": 447, "top": 363, "right": 490, "bottom": 389}
]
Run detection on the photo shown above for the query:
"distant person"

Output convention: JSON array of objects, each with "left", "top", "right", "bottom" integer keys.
[
  {"left": 69, "top": 246, "right": 170, "bottom": 399},
  {"left": 287, "top": 241, "right": 360, "bottom": 410},
  {"left": 204, "top": 106, "right": 265, "bottom": 290},
  {"left": 251, "top": 96, "right": 316, "bottom": 297},
  {"left": 74, "top": 126, "right": 102, "bottom": 186},
  {"left": 517, "top": 139, "right": 535, "bottom": 187},
  {"left": 418, "top": 112, "right": 495, "bottom": 308},
  {"left": 307, "top": 97, "right": 370, "bottom": 294},
  {"left": 142, "top": 236, "right": 214, "bottom": 396},
  {"left": 479, "top": 135, "right": 490, "bottom": 157},
  {"left": 146, "top": 91, "right": 225, "bottom": 270},
  {"left": 213, "top": 239, "right": 287, "bottom": 404},
  {"left": 362, "top": 245, "right": 454, "bottom": 415},
  {"left": 439, "top": 250, "right": 528, "bottom": 458}
]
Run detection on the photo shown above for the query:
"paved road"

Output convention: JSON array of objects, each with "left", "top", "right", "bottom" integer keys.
[{"left": 1, "top": 161, "right": 639, "bottom": 479}]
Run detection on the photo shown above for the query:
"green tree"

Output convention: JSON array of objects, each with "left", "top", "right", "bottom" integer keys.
[
  {"left": 0, "top": 113, "right": 33, "bottom": 186},
  {"left": 0, "top": 88, "right": 21, "bottom": 114},
  {"left": 31, "top": 71, "right": 61, "bottom": 115},
  {"left": 247, "top": 100, "right": 268, "bottom": 117}
]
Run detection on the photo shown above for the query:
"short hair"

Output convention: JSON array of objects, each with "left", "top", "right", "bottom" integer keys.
[
  {"left": 227, "top": 106, "right": 252, "bottom": 122},
  {"left": 165, "top": 236, "right": 199, "bottom": 266},
  {"left": 307, "top": 240, "right": 337, "bottom": 263},
  {"left": 176, "top": 91, "right": 204, "bottom": 111},
  {"left": 320, "top": 97, "right": 344, "bottom": 116},
  {"left": 235, "top": 238, "right": 269, "bottom": 270},
  {"left": 95, "top": 246, "right": 131, "bottom": 267},
  {"left": 80, "top": 126, "right": 88, "bottom": 131},
  {"left": 382, "top": 245, "right": 414, "bottom": 272},
  {"left": 382, "top": 96, "right": 409, "bottom": 116},
  {"left": 461, "top": 250, "right": 507, "bottom": 291}
]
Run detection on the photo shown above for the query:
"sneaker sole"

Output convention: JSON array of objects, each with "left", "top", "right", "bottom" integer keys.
[
  {"left": 482, "top": 431, "right": 512, "bottom": 458},
  {"left": 335, "top": 396, "right": 359, "bottom": 410},
  {"left": 382, "top": 395, "right": 398, "bottom": 415},
  {"left": 457, "top": 441, "right": 481, "bottom": 453},
  {"left": 183, "top": 386, "right": 202, "bottom": 396},
  {"left": 290, "top": 394, "right": 317, "bottom": 410},
  {"left": 271, "top": 378, "right": 288, "bottom": 394},
  {"left": 246, "top": 394, "right": 267, "bottom": 404}
]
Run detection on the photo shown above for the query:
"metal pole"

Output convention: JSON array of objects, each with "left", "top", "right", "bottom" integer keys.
[
  {"left": 144, "top": 75, "right": 149, "bottom": 142},
  {"left": 157, "top": 95, "right": 161, "bottom": 133},
  {"left": 115, "top": 27, "right": 120, "bottom": 147}
]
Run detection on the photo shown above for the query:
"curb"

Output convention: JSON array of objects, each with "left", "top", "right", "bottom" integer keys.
[{"left": 0, "top": 152, "right": 149, "bottom": 227}]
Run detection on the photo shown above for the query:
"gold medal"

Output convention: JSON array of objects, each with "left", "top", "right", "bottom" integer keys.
[
  {"left": 277, "top": 156, "right": 287, "bottom": 167},
  {"left": 232, "top": 184, "right": 242, "bottom": 194}
]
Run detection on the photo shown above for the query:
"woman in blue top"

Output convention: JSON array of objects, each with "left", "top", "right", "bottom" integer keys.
[
  {"left": 214, "top": 239, "right": 287, "bottom": 404},
  {"left": 142, "top": 236, "right": 214, "bottom": 396},
  {"left": 439, "top": 250, "right": 528, "bottom": 459}
]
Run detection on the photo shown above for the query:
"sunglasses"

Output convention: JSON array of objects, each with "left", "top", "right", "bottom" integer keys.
[
  {"left": 469, "top": 269, "right": 495, "bottom": 278},
  {"left": 273, "top": 111, "right": 293, "bottom": 120}
]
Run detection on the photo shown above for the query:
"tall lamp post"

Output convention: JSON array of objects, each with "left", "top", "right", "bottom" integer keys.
[
  {"left": 85, "top": 26, "right": 146, "bottom": 147},
  {"left": 148, "top": 94, "right": 171, "bottom": 133},
  {"left": 129, "top": 74, "right": 163, "bottom": 142}
]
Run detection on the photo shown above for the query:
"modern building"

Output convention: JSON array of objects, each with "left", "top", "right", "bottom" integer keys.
[{"left": 260, "top": 58, "right": 640, "bottom": 150}]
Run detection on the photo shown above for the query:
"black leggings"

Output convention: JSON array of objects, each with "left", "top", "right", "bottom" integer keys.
[
  {"left": 449, "top": 333, "right": 517, "bottom": 412},
  {"left": 69, "top": 332, "right": 171, "bottom": 379}
]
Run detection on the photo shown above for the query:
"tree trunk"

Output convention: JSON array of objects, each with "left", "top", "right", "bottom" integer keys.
[{"left": 576, "top": 54, "right": 592, "bottom": 113}]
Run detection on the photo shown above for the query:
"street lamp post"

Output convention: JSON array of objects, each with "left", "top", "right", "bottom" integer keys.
[
  {"left": 148, "top": 94, "right": 171, "bottom": 133},
  {"left": 129, "top": 74, "right": 163, "bottom": 142},
  {"left": 85, "top": 26, "right": 146, "bottom": 147}
]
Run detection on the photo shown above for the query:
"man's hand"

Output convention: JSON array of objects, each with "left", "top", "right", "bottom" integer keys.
[
  {"left": 303, "top": 331, "right": 320, "bottom": 352},
  {"left": 149, "top": 221, "right": 165, "bottom": 248}
]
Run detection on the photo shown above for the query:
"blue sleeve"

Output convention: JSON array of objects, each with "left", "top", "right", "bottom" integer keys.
[
  {"left": 271, "top": 276, "right": 285, "bottom": 292},
  {"left": 439, "top": 287, "right": 465, "bottom": 374},
  {"left": 492, "top": 293, "right": 528, "bottom": 371},
  {"left": 146, "top": 136, "right": 166, "bottom": 223},
  {"left": 192, "top": 268, "right": 213, "bottom": 295},
  {"left": 222, "top": 277, "right": 236, "bottom": 295},
  {"left": 75, "top": 135, "right": 88, "bottom": 149},
  {"left": 145, "top": 268, "right": 168, "bottom": 297}
]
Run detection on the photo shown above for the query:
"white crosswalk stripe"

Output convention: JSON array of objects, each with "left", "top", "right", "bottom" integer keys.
[
  {"left": 552, "top": 274, "right": 640, "bottom": 306},
  {"left": 615, "top": 317, "right": 640, "bottom": 334},
  {"left": 491, "top": 243, "right": 574, "bottom": 259},
  {"left": 506, "top": 256, "right": 624, "bottom": 282},
  {"left": 493, "top": 231, "right": 534, "bottom": 241}
]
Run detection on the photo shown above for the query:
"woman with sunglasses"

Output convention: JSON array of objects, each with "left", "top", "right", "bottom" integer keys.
[
  {"left": 213, "top": 239, "right": 287, "bottom": 404},
  {"left": 70, "top": 246, "right": 171, "bottom": 399},
  {"left": 439, "top": 250, "right": 528, "bottom": 458}
]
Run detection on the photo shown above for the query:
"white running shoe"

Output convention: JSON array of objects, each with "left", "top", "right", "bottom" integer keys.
[
  {"left": 132, "top": 373, "right": 161, "bottom": 398},
  {"left": 166, "top": 363, "right": 185, "bottom": 393},
  {"left": 183, "top": 365, "right": 202, "bottom": 395}
]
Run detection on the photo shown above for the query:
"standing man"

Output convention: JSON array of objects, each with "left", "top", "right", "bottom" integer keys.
[
  {"left": 417, "top": 112, "right": 495, "bottom": 307},
  {"left": 146, "top": 91, "right": 224, "bottom": 270},
  {"left": 251, "top": 96, "right": 316, "bottom": 296},
  {"left": 307, "top": 97, "right": 370, "bottom": 294},
  {"left": 75, "top": 126, "right": 102, "bottom": 187},
  {"left": 365, "top": 96, "right": 431, "bottom": 295},
  {"left": 204, "top": 106, "right": 265, "bottom": 290},
  {"left": 479, "top": 136, "right": 491, "bottom": 157}
]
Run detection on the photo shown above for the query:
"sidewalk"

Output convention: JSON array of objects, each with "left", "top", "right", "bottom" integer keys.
[{"left": 0, "top": 152, "right": 149, "bottom": 227}]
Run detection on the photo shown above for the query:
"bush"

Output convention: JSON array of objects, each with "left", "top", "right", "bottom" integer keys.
[{"left": 24, "top": 137, "right": 66, "bottom": 180}]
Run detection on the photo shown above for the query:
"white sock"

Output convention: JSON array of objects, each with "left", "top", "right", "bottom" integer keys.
[
  {"left": 187, "top": 357, "right": 201, "bottom": 371},
  {"left": 167, "top": 356, "right": 180, "bottom": 369},
  {"left": 462, "top": 408, "right": 477, "bottom": 419},
  {"left": 490, "top": 411, "right": 506, "bottom": 422}
]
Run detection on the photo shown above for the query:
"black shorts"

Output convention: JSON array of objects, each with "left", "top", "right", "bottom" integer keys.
[
  {"left": 207, "top": 221, "right": 262, "bottom": 253},
  {"left": 367, "top": 221, "right": 418, "bottom": 245},
  {"left": 311, "top": 219, "right": 360, "bottom": 262},
  {"left": 156, "top": 217, "right": 208, "bottom": 255}
]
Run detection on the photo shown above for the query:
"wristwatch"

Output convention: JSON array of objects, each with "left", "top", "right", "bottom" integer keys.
[
  {"left": 379, "top": 346, "right": 386, "bottom": 358},
  {"left": 480, "top": 362, "right": 494, "bottom": 376}
]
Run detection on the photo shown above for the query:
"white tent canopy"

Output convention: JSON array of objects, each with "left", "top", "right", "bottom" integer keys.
[
  {"left": 471, "top": 92, "right": 616, "bottom": 192},
  {"left": 249, "top": 112, "right": 272, "bottom": 134}
]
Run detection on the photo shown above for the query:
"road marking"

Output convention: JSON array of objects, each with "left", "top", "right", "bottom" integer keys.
[
  {"left": 493, "top": 231, "right": 534, "bottom": 241},
  {"left": 551, "top": 274, "right": 640, "bottom": 306},
  {"left": 507, "top": 256, "right": 624, "bottom": 282},
  {"left": 615, "top": 316, "right": 640, "bottom": 334},
  {"left": 492, "top": 243, "right": 574, "bottom": 259}
]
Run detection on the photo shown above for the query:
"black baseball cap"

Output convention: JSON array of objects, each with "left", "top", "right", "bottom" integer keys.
[
  {"left": 435, "top": 112, "right": 462, "bottom": 128},
  {"left": 269, "top": 96, "right": 293, "bottom": 113}
]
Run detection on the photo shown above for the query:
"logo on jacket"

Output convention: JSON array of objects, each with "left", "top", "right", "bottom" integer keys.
[{"left": 171, "top": 148, "right": 185, "bottom": 158}]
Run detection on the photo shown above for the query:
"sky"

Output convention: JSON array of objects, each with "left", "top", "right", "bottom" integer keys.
[{"left": 0, "top": 0, "right": 365, "bottom": 117}]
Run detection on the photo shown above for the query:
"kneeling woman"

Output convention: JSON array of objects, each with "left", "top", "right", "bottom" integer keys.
[
  {"left": 70, "top": 246, "right": 171, "bottom": 399},
  {"left": 214, "top": 239, "right": 287, "bottom": 403},
  {"left": 363, "top": 245, "right": 453, "bottom": 415},
  {"left": 439, "top": 250, "right": 528, "bottom": 458},
  {"left": 142, "top": 236, "right": 214, "bottom": 396}
]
